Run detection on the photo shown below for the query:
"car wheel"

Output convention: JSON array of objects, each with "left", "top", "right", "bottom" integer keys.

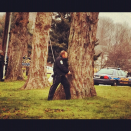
[{"left": 111, "top": 81, "right": 117, "bottom": 86}]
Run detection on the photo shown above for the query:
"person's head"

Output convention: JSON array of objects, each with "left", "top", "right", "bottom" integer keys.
[{"left": 60, "top": 50, "right": 68, "bottom": 58}]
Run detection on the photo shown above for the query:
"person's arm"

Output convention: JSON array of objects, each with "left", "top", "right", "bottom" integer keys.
[{"left": 57, "top": 59, "right": 69, "bottom": 74}]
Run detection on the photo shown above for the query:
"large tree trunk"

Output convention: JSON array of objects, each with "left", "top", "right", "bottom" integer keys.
[
  {"left": 54, "top": 12, "right": 99, "bottom": 99},
  {"left": 5, "top": 12, "right": 29, "bottom": 80},
  {"left": 21, "top": 12, "right": 52, "bottom": 90}
]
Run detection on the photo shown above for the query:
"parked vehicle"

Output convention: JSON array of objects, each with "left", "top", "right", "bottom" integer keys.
[
  {"left": 94, "top": 67, "right": 131, "bottom": 86},
  {"left": 46, "top": 66, "right": 53, "bottom": 74}
]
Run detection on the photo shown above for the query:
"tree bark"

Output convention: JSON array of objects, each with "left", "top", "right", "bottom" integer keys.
[
  {"left": 21, "top": 12, "right": 52, "bottom": 90},
  {"left": 5, "top": 12, "right": 29, "bottom": 80},
  {"left": 53, "top": 12, "right": 99, "bottom": 99}
]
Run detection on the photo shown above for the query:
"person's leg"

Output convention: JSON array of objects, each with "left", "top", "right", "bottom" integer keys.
[
  {"left": 48, "top": 75, "right": 61, "bottom": 100},
  {"left": 61, "top": 76, "right": 71, "bottom": 100},
  {"left": 1, "top": 66, "right": 3, "bottom": 81},
  {"left": 0, "top": 64, "right": 2, "bottom": 81}
]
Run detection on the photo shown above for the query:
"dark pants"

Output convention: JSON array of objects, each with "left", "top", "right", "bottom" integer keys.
[
  {"left": 48, "top": 75, "right": 71, "bottom": 100},
  {"left": 0, "top": 63, "right": 3, "bottom": 81}
]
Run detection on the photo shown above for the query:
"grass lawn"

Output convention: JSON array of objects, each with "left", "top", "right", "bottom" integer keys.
[{"left": 0, "top": 79, "right": 131, "bottom": 119}]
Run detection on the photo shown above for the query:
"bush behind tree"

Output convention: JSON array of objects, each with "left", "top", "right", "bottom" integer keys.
[{"left": 48, "top": 12, "right": 101, "bottom": 63}]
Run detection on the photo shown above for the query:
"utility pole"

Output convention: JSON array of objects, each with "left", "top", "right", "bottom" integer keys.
[
  {"left": 2, "top": 12, "right": 10, "bottom": 55},
  {"left": 50, "top": 40, "right": 55, "bottom": 63},
  {"left": 2, "top": 12, "right": 12, "bottom": 79}
]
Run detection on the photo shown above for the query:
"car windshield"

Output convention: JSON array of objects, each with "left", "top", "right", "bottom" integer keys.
[
  {"left": 120, "top": 70, "right": 127, "bottom": 76},
  {"left": 49, "top": 67, "right": 53, "bottom": 70},
  {"left": 97, "top": 69, "right": 114, "bottom": 75}
]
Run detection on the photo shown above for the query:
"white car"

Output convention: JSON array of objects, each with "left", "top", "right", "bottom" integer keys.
[{"left": 46, "top": 66, "right": 53, "bottom": 74}]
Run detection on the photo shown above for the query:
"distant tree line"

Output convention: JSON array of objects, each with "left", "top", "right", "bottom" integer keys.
[{"left": 95, "top": 16, "right": 131, "bottom": 71}]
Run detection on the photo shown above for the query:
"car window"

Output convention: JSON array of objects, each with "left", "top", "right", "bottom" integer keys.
[
  {"left": 117, "top": 70, "right": 122, "bottom": 76},
  {"left": 46, "top": 66, "right": 49, "bottom": 69},
  {"left": 46, "top": 66, "right": 53, "bottom": 70},
  {"left": 49, "top": 67, "right": 53, "bottom": 70},
  {"left": 113, "top": 70, "right": 117, "bottom": 76},
  {"left": 120, "top": 70, "right": 126, "bottom": 76},
  {"left": 97, "top": 69, "right": 114, "bottom": 75},
  {"left": 116, "top": 70, "right": 118, "bottom": 76}
]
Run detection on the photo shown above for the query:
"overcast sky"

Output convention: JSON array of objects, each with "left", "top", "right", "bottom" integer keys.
[
  {"left": 0, "top": 12, "right": 131, "bottom": 27},
  {"left": 99, "top": 12, "right": 131, "bottom": 27},
  {"left": 0, "top": 12, "right": 5, "bottom": 15}
]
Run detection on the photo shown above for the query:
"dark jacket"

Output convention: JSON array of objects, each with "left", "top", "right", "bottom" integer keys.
[
  {"left": 0, "top": 54, "right": 4, "bottom": 80},
  {"left": 0, "top": 54, "right": 4, "bottom": 66},
  {"left": 53, "top": 56, "right": 69, "bottom": 76}
]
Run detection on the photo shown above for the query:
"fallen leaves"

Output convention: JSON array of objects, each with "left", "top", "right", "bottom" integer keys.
[
  {"left": 127, "top": 116, "right": 131, "bottom": 119},
  {"left": 66, "top": 108, "right": 71, "bottom": 111},
  {"left": 87, "top": 103, "right": 94, "bottom": 104},
  {"left": 45, "top": 108, "right": 64, "bottom": 113},
  {"left": 23, "top": 105, "right": 29, "bottom": 107},
  {"left": 2, "top": 108, "right": 6, "bottom": 111},
  {"left": 3, "top": 115, "right": 9, "bottom": 119}
]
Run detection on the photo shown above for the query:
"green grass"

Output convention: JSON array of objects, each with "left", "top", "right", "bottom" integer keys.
[
  {"left": 47, "top": 74, "right": 51, "bottom": 79},
  {"left": 0, "top": 80, "right": 131, "bottom": 119}
]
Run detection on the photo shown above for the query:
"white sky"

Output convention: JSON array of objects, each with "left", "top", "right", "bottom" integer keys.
[
  {"left": 0, "top": 12, "right": 5, "bottom": 15},
  {"left": 99, "top": 12, "right": 131, "bottom": 27},
  {"left": 0, "top": 12, "right": 131, "bottom": 27}
]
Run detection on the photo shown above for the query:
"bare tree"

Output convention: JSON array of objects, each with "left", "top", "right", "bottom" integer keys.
[
  {"left": 95, "top": 16, "right": 131, "bottom": 71},
  {"left": 105, "top": 22, "right": 131, "bottom": 70},
  {"left": 95, "top": 17, "right": 115, "bottom": 69}
]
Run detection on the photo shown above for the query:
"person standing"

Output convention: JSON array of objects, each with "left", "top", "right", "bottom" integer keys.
[
  {"left": 0, "top": 50, "right": 4, "bottom": 81},
  {"left": 48, "top": 50, "right": 71, "bottom": 100},
  {"left": 5, "top": 56, "right": 8, "bottom": 76}
]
